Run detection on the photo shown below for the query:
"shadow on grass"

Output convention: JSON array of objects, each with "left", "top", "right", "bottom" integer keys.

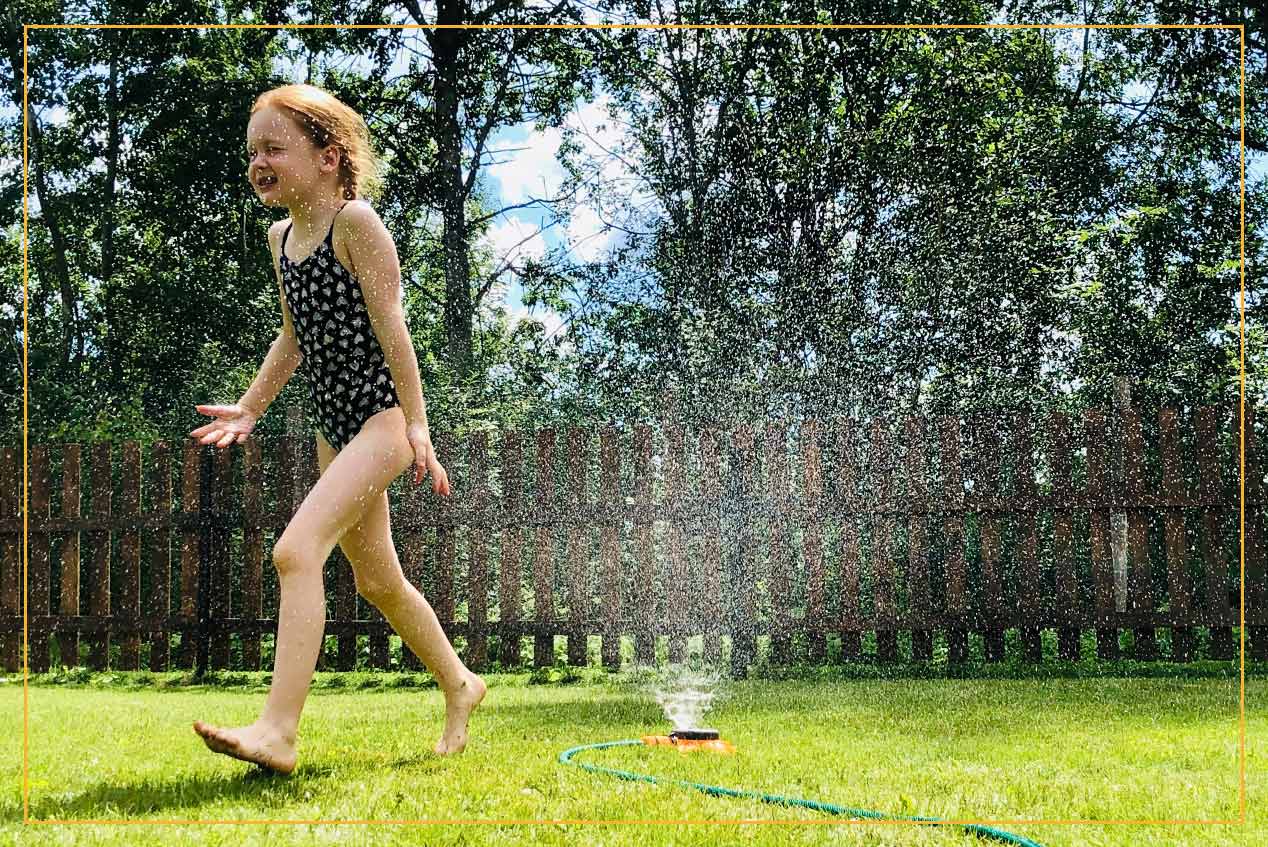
[{"left": 22, "top": 747, "right": 476, "bottom": 821}]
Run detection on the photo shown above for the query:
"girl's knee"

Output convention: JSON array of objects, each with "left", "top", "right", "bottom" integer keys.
[{"left": 272, "top": 533, "right": 322, "bottom": 576}]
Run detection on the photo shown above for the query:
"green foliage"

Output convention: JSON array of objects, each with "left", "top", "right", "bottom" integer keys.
[{"left": 9, "top": 2, "right": 1265, "bottom": 451}]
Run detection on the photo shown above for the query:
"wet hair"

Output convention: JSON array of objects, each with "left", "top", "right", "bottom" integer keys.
[{"left": 250, "top": 83, "right": 384, "bottom": 202}]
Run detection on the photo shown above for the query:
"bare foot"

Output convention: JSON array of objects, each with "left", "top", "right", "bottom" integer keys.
[
  {"left": 434, "top": 673, "right": 486, "bottom": 755},
  {"left": 193, "top": 720, "right": 298, "bottom": 774}
]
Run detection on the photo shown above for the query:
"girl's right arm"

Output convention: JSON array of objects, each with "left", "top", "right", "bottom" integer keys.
[
  {"left": 191, "top": 221, "right": 302, "bottom": 447},
  {"left": 236, "top": 219, "right": 303, "bottom": 418}
]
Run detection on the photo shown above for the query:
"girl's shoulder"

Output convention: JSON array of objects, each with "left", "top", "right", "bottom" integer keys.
[
  {"left": 333, "top": 200, "right": 389, "bottom": 248},
  {"left": 268, "top": 217, "right": 293, "bottom": 244},
  {"left": 335, "top": 199, "right": 378, "bottom": 228}
]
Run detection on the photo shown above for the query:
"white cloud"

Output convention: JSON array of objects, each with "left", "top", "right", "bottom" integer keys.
[
  {"left": 485, "top": 126, "right": 565, "bottom": 204},
  {"left": 484, "top": 214, "right": 548, "bottom": 269}
]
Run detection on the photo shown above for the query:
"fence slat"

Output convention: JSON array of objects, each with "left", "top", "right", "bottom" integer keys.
[
  {"left": 700, "top": 428, "right": 723, "bottom": 664},
  {"left": 939, "top": 417, "right": 968, "bottom": 663},
  {"left": 498, "top": 431, "right": 524, "bottom": 669},
  {"left": 30, "top": 446, "right": 52, "bottom": 672},
  {"left": 565, "top": 427, "right": 590, "bottom": 667},
  {"left": 665, "top": 423, "right": 688, "bottom": 664},
  {"left": 599, "top": 427, "right": 621, "bottom": 670},
  {"left": 1086, "top": 409, "right": 1119, "bottom": 659},
  {"left": 238, "top": 440, "right": 263, "bottom": 670},
  {"left": 977, "top": 414, "right": 1005, "bottom": 662},
  {"left": 765, "top": 422, "right": 793, "bottom": 664},
  {"left": 802, "top": 421, "right": 827, "bottom": 663},
  {"left": 88, "top": 443, "right": 112, "bottom": 670},
  {"left": 903, "top": 417, "right": 931, "bottom": 661},
  {"left": 1050, "top": 413, "right": 1080, "bottom": 660},
  {"left": 177, "top": 442, "right": 200, "bottom": 669},
  {"left": 1013, "top": 413, "right": 1042, "bottom": 662},
  {"left": 118, "top": 442, "right": 142, "bottom": 670},
  {"left": 731, "top": 424, "right": 757, "bottom": 675},
  {"left": 532, "top": 429, "right": 556, "bottom": 668},
  {"left": 1246, "top": 405, "right": 1267, "bottom": 659},
  {"left": 145, "top": 442, "right": 171, "bottom": 671},
  {"left": 836, "top": 419, "right": 862, "bottom": 660},
  {"left": 869, "top": 419, "right": 897, "bottom": 661},
  {"left": 1, "top": 448, "right": 20, "bottom": 671},
  {"left": 1197, "top": 407, "right": 1233, "bottom": 659},
  {"left": 57, "top": 445, "right": 82, "bottom": 671},
  {"left": 210, "top": 448, "right": 234, "bottom": 670},
  {"left": 1157, "top": 409, "right": 1189, "bottom": 660},
  {"left": 465, "top": 432, "right": 489, "bottom": 671},
  {"left": 632, "top": 425, "right": 655, "bottom": 666}
]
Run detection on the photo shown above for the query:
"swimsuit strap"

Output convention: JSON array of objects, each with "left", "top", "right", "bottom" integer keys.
[
  {"left": 281, "top": 203, "right": 349, "bottom": 258},
  {"left": 324, "top": 202, "right": 350, "bottom": 247}
]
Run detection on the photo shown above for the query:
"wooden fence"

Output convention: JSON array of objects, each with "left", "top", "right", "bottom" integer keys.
[{"left": 2, "top": 403, "right": 1266, "bottom": 676}]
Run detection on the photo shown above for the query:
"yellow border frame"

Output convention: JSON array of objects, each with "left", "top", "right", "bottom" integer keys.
[{"left": 19, "top": 20, "right": 1250, "bottom": 832}]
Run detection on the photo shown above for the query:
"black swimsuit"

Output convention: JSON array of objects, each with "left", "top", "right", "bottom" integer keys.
[{"left": 280, "top": 203, "right": 400, "bottom": 451}]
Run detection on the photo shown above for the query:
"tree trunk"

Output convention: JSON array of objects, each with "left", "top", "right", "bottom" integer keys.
[
  {"left": 431, "top": 11, "right": 476, "bottom": 393},
  {"left": 102, "top": 52, "right": 122, "bottom": 388},
  {"left": 5, "top": 37, "right": 80, "bottom": 366}
]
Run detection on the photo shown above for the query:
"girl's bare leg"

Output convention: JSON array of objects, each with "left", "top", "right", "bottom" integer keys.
[
  {"left": 193, "top": 407, "right": 480, "bottom": 770},
  {"left": 320, "top": 436, "right": 484, "bottom": 755}
]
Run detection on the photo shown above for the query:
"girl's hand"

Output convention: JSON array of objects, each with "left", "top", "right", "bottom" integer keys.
[
  {"left": 190, "top": 403, "right": 258, "bottom": 448},
  {"left": 407, "top": 423, "right": 451, "bottom": 496}
]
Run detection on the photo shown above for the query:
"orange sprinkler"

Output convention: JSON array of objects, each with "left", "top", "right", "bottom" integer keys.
[{"left": 640, "top": 728, "right": 735, "bottom": 754}]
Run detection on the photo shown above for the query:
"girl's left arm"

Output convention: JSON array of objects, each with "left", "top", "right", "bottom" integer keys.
[{"left": 340, "top": 202, "right": 433, "bottom": 444}]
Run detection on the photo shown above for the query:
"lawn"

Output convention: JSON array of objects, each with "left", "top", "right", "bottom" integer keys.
[{"left": 1, "top": 666, "right": 1263, "bottom": 846}]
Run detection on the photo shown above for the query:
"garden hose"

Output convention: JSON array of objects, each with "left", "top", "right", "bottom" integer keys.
[{"left": 559, "top": 739, "right": 1045, "bottom": 847}]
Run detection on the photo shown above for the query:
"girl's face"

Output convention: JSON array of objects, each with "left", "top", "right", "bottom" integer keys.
[{"left": 245, "top": 105, "right": 340, "bottom": 208}]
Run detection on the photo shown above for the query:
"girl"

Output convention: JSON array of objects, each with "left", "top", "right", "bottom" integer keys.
[{"left": 189, "top": 83, "right": 485, "bottom": 774}]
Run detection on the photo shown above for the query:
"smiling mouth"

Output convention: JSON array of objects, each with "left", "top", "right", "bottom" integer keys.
[{"left": 256, "top": 175, "right": 278, "bottom": 188}]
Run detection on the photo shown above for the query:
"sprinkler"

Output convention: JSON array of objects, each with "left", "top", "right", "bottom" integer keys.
[{"left": 640, "top": 727, "right": 735, "bottom": 754}]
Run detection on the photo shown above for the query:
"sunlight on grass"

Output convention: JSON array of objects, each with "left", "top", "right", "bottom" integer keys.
[{"left": 0, "top": 674, "right": 1262, "bottom": 846}]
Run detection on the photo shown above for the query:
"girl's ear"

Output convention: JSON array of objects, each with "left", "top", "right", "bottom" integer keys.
[{"left": 322, "top": 145, "right": 341, "bottom": 172}]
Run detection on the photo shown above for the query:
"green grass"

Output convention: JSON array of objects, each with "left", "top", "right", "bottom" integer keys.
[{"left": 1, "top": 668, "right": 1263, "bottom": 846}]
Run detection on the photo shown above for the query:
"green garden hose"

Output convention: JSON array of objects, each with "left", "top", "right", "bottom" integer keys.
[{"left": 559, "top": 739, "right": 1045, "bottom": 847}]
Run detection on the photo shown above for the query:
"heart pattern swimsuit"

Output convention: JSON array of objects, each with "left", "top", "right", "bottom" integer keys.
[{"left": 280, "top": 203, "right": 400, "bottom": 450}]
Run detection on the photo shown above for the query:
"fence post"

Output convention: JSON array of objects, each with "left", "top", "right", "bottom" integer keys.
[
  {"left": 466, "top": 432, "right": 489, "bottom": 671},
  {"left": 939, "top": 417, "right": 968, "bottom": 663},
  {"left": 29, "top": 446, "right": 51, "bottom": 673},
  {"left": 88, "top": 443, "right": 111, "bottom": 670},
  {"left": 58, "top": 444, "right": 82, "bottom": 670},
  {"left": 803, "top": 421, "right": 828, "bottom": 663},
  {"left": 532, "top": 429, "right": 557, "bottom": 668},
  {"left": 1124, "top": 389, "right": 1159, "bottom": 659},
  {"left": 904, "top": 416, "right": 932, "bottom": 662},
  {"left": 598, "top": 427, "right": 622, "bottom": 670},
  {"left": 1111, "top": 377, "right": 1131, "bottom": 615},
  {"left": 146, "top": 441, "right": 171, "bottom": 671},
  {"left": 0, "top": 448, "right": 20, "bottom": 672},
  {"left": 1196, "top": 407, "right": 1233, "bottom": 659},
  {"left": 1158, "top": 409, "right": 1192, "bottom": 660},
  {"left": 119, "top": 442, "right": 142, "bottom": 670},
  {"left": 498, "top": 430, "right": 525, "bottom": 669},
  {"left": 1087, "top": 409, "right": 1119, "bottom": 660},
  {"left": 195, "top": 445, "right": 213, "bottom": 679}
]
